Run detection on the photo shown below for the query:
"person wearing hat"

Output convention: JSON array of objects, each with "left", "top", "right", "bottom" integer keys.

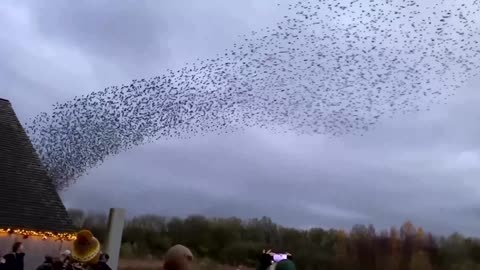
[
  {"left": 272, "top": 259, "right": 296, "bottom": 270},
  {"left": 67, "top": 230, "right": 101, "bottom": 270},
  {"left": 163, "top": 244, "right": 194, "bottom": 270}
]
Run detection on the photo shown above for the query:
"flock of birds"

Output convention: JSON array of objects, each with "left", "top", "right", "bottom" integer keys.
[{"left": 24, "top": 0, "right": 480, "bottom": 190}]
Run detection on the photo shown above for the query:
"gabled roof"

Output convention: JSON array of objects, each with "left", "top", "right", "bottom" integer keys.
[{"left": 0, "top": 98, "right": 75, "bottom": 233}]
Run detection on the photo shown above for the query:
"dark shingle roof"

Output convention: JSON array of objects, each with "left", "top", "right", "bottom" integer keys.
[{"left": 0, "top": 98, "right": 75, "bottom": 233}]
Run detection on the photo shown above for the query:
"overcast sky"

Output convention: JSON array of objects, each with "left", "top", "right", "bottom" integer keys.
[{"left": 1, "top": 0, "right": 480, "bottom": 237}]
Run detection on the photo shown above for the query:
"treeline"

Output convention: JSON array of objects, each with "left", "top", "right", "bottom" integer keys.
[{"left": 68, "top": 209, "right": 480, "bottom": 270}]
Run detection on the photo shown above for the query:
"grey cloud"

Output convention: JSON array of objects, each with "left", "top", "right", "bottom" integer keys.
[
  {"left": 23, "top": 0, "right": 281, "bottom": 78},
  {"left": 26, "top": 1, "right": 172, "bottom": 74}
]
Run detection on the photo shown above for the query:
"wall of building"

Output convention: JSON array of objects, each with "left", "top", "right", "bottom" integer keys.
[{"left": 0, "top": 233, "right": 73, "bottom": 270}]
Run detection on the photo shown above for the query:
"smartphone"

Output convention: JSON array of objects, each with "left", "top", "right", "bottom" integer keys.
[{"left": 272, "top": 253, "right": 289, "bottom": 262}]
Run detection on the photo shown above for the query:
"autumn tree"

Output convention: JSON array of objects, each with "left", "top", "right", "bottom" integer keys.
[
  {"left": 334, "top": 230, "right": 351, "bottom": 270},
  {"left": 384, "top": 226, "right": 401, "bottom": 270},
  {"left": 414, "top": 226, "right": 425, "bottom": 251},
  {"left": 400, "top": 220, "right": 417, "bottom": 240},
  {"left": 375, "top": 230, "right": 390, "bottom": 270},
  {"left": 399, "top": 221, "right": 416, "bottom": 269},
  {"left": 410, "top": 250, "right": 433, "bottom": 270}
]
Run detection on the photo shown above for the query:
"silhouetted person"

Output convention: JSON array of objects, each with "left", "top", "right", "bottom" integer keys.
[
  {"left": 36, "top": 256, "right": 54, "bottom": 270},
  {"left": 95, "top": 254, "right": 111, "bottom": 270},
  {"left": 273, "top": 259, "right": 296, "bottom": 270},
  {"left": 3, "top": 242, "right": 25, "bottom": 270},
  {"left": 256, "top": 250, "right": 295, "bottom": 270},
  {"left": 51, "top": 259, "right": 64, "bottom": 270},
  {"left": 256, "top": 250, "right": 273, "bottom": 270},
  {"left": 60, "top": 250, "right": 71, "bottom": 270},
  {"left": 0, "top": 253, "right": 6, "bottom": 270}
]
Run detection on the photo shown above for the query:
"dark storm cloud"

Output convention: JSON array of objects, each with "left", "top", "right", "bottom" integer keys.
[
  {"left": 24, "top": 0, "right": 279, "bottom": 78},
  {"left": 1, "top": 0, "right": 480, "bottom": 236},
  {"left": 26, "top": 0, "right": 173, "bottom": 74}
]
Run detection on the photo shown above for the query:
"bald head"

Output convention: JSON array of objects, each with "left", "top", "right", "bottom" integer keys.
[{"left": 163, "top": 245, "right": 193, "bottom": 270}]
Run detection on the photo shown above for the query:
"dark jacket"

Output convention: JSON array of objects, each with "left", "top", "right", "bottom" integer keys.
[
  {"left": 36, "top": 263, "right": 53, "bottom": 270},
  {"left": 256, "top": 253, "right": 273, "bottom": 270},
  {"left": 52, "top": 261, "right": 64, "bottom": 270},
  {"left": 36, "top": 256, "right": 54, "bottom": 270},
  {"left": 3, "top": 253, "right": 25, "bottom": 270},
  {"left": 274, "top": 259, "right": 296, "bottom": 270}
]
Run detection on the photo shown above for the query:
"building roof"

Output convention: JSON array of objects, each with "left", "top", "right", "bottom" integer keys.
[{"left": 0, "top": 98, "right": 75, "bottom": 233}]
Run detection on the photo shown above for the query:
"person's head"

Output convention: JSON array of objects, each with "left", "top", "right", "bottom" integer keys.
[
  {"left": 163, "top": 244, "right": 193, "bottom": 270},
  {"left": 99, "top": 253, "right": 110, "bottom": 263},
  {"left": 44, "top": 256, "right": 54, "bottom": 264},
  {"left": 71, "top": 230, "right": 101, "bottom": 265},
  {"left": 12, "top": 242, "right": 24, "bottom": 253},
  {"left": 60, "top": 250, "right": 71, "bottom": 261},
  {"left": 272, "top": 259, "right": 296, "bottom": 270}
]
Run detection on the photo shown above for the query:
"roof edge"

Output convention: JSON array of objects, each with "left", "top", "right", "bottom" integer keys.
[{"left": 0, "top": 99, "right": 76, "bottom": 233}]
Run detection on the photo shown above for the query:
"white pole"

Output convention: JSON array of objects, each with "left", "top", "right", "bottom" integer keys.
[{"left": 104, "top": 208, "right": 126, "bottom": 270}]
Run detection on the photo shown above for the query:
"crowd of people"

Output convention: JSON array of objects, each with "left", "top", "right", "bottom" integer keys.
[{"left": 0, "top": 230, "right": 297, "bottom": 270}]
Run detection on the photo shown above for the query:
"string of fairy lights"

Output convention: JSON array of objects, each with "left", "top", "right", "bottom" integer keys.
[{"left": 0, "top": 228, "right": 77, "bottom": 241}]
